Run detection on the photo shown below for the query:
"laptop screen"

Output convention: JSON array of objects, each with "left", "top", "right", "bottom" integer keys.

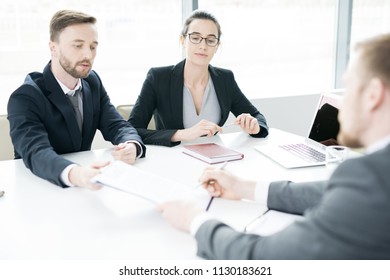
[{"left": 308, "top": 94, "right": 341, "bottom": 146}]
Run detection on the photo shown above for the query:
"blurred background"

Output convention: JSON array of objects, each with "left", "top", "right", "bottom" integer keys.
[{"left": 1, "top": 0, "right": 390, "bottom": 134}]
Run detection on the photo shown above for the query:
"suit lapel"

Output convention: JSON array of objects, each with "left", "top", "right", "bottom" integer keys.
[
  {"left": 170, "top": 60, "right": 186, "bottom": 128},
  {"left": 43, "top": 63, "right": 83, "bottom": 149},
  {"left": 209, "top": 65, "right": 229, "bottom": 125}
]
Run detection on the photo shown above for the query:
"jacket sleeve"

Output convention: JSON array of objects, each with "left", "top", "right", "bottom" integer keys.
[
  {"left": 195, "top": 158, "right": 390, "bottom": 259},
  {"left": 129, "top": 68, "right": 180, "bottom": 147},
  {"left": 267, "top": 180, "right": 326, "bottom": 214},
  {"left": 7, "top": 84, "right": 73, "bottom": 187},
  {"left": 87, "top": 71, "right": 146, "bottom": 156}
]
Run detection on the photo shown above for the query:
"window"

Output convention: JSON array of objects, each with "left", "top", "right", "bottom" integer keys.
[
  {"left": 350, "top": 0, "right": 390, "bottom": 45},
  {"left": 199, "top": 0, "right": 337, "bottom": 99},
  {"left": 2, "top": 0, "right": 390, "bottom": 115},
  {"left": 0, "top": 0, "right": 181, "bottom": 113}
]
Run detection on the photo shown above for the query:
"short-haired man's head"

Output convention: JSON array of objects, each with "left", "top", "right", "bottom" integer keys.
[
  {"left": 181, "top": 10, "right": 222, "bottom": 39},
  {"left": 50, "top": 10, "right": 96, "bottom": 42},
  {"left": 355, "top": 33, "right": 390, "bottom": 87}
]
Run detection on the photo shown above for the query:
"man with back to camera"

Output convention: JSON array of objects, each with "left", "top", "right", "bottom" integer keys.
[
  {"left": 158, "top": 33, "right": 390, "bottom": 259},
  {"left": 7, "top": 10, "right": 145, "bottom": 189}
]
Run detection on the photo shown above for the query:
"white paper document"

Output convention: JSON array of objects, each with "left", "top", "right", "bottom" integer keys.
[
  {"left": 92, "top": 161, "right": 268, "bottom": 230},
  {"left": 245, "top": 210, "right": 304, "bottom": 236},
  {"left": 91, "top": 160, "right": 210, "bottom": 205}
]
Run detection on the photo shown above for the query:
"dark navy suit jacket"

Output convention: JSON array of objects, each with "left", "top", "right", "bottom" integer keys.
[
  {"left": 7, "top": 62, "right": 145, "bottom": 187},
  {"left": 129, "top": 60, "right": 268, "bottom": 146}
]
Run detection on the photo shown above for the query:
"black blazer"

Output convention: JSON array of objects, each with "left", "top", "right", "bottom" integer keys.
[
  {"left": 129, "top": 60, "right": 269, "bottom": 146},
  {"left": 7, "top": 62, "right": 145, "bottom": 187}
]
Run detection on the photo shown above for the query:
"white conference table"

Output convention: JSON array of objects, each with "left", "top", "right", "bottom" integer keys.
[{"left": 0, "top": 128, "right": 334, "bottom": 260}]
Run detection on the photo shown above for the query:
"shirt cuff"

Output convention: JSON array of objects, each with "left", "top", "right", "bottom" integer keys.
[
  {"left": 125, "top": 141, "right": 143, "bottom": 159},
  {"left": 60, "top": 164, "right": 78, "bottom": 187},
  {"left": 254, "top": 181, "right": 270, "bottom": 206},
  {"left": 190, "top": 212, "right": 214, "bottom": 236}
]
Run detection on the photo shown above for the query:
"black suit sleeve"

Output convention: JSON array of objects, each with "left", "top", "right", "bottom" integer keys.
[
  {"left": 8, "top": 70, "right": 145, "bottom": 188},
  {"left": 7, "top": 84, "right": 73, "bottom": 187},
  {"left": 129, "top": 68, "right": 181, "bottom": 147},
  {"left": 86, "top": 71, "right": 146, "bottom": 155},
  {"left": 130, "top": 64, "right": 270, "bottom": 146}
]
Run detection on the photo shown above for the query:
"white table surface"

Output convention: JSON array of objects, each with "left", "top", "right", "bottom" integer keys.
[{"left": 0, "top": 128, "right": 334, "bottom": 259}]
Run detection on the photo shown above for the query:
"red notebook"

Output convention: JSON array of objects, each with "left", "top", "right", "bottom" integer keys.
[{"left": 182, "top": 143, "right": 244, "bottom": 164}]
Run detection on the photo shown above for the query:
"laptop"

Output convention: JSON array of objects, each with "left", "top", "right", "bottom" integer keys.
[{"left": 255, "top": 92, "right": 342, "bottom": 168}]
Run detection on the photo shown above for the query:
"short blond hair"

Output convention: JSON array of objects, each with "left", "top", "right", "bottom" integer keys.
[{"left": 355, "top": 33, "right": 390, "bottom": 87}]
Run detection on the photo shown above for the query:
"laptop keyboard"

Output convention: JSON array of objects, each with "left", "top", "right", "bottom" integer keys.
[{"left": 279, "top": 143, "right": 325, "bottom": 163}]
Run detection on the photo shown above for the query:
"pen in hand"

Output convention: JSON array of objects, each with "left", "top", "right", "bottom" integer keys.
[
  {"left": 213, "top": 122, "right": 236, "bottom": 135},
  {"left": 205, "top": 161, "right": 228, "bottom": 211},
  {"left": 192, "top": 161, "right": 228, "bottom": 189}
]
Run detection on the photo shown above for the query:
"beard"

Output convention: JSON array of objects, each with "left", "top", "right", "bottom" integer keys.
[
  {"left": 337, "top": 126, "right": 363, "bottom": 149},
  {"left": 59, "top": 55, "right": 92, "bottom": 79}
]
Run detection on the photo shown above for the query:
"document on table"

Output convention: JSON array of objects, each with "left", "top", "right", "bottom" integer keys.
[
  {"left": 92, "top": 161, "right": 268, "bottom": 230},
  {"left": 245, "top": 210, "right": 304, "bottom": 236},
  {"left": 91, "top": 160, "right": 209, "bottom": 205}
]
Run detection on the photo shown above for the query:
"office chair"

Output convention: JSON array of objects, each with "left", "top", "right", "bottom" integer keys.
[
  {"left": 116, "top": 104, "right": 155, "bottom": 129},
  {"left": 0, "top": 114, "right": 14, "bottom": 160}
]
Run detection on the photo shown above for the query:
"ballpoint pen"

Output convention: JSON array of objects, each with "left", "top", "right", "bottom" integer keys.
[
  {"left": 243, "top": 209, "right": 270, "bottom": 233},
  {"left": 214, "top": 123, "right": 235, "bottom": 135},
  {"left": 205, "top": 161, "right": 228, "bottom": 211},
  {"left": 193, "top": 161, "right": 229, "bottom": 189}
]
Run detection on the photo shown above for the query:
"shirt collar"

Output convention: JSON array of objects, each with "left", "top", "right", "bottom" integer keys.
[
  {"left": 366, "top": 135, "right": 390, "bottom": 154},
  {"left": 55, "top": 77, "right": 82, "bottom": 96}
]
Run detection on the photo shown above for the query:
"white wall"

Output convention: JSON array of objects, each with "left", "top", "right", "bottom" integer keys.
[{"left": 221, "top": 93, "right": 321, "bottom": 137}]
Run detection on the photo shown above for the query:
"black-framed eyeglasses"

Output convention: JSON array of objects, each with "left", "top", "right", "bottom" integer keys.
[{"left": 186, "top": 33, "right": 219, "bottom": 47}]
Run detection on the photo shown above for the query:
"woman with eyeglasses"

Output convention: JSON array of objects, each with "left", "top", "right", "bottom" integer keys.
[{"left": 129, "top": 10, "right": 269, "bottom": 147}]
